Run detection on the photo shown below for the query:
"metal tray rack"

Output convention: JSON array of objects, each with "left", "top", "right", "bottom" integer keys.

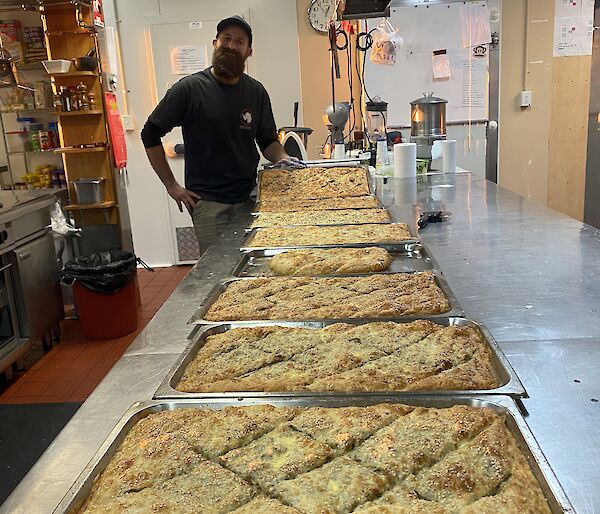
[
  {"left": 188, "top": 271, "right": 463, "bottom": 325},
  {"left": 241, "top": 223, "right": 419, "bottom": 252},
  {"left": 155, "top": 318, "right": 526, "bottom": 399},
  {"left": 252, "top": 195, "right": 384, "bottom": 214},
  {"left": 231, "top": 243, "right": 440, "bottom": 277},
  {"left": 54, "top": 396, "right": 573, "bottom": 514},
  {"left": 255, "top": 164, "right": 372, "bottom": 203}
]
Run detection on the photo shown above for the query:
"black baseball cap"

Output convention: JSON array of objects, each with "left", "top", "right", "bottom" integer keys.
[{"left": 216, "top": 16, "right": 252, "bottom": 46}]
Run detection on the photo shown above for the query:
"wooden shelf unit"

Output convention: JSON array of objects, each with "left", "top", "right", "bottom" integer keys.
[
  {"left": 57, "top": 110, "right": 103, "bottom": 116},
  {"left": 42, "top": 1, "right": 119, "bottom": 228}
]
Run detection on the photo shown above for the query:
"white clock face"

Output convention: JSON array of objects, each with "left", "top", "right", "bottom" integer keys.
[{"left": 308, "top": 0, "right": 337, "bottom": 33}]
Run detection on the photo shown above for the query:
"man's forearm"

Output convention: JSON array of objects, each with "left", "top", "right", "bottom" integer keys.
[
  {"left": 262, "top": 141, "right": 288, "bottom": 163},
  {"left": 145, "top": 145, "right": 177, "bottom": 188}
]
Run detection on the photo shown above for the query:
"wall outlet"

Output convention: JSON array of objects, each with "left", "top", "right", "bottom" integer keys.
[
  {"left": 520, "top": 90, "right": 532, "bottom": 108},
  {"left": 121, "top": 114, "right": 135, "bottom": 131}
]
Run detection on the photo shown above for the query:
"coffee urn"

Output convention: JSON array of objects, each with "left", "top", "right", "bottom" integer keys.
[{"left": 410, "top": 92, "right": 447, "bottom": 160}]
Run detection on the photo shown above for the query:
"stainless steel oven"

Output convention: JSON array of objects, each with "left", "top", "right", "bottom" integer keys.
[{"left": 0, "top": 192, "right": 64, "bottom": 378}]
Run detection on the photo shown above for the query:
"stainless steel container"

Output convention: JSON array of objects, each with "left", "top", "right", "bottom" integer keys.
[
  {"left": 410, "top": 92, "right": 447, "bottom": 138},
  {"left": 73, "top": 177, "right": 105, "bottom": 204},
  {"left": 54, "top": 396, "right": 573, "bottom": 514}
]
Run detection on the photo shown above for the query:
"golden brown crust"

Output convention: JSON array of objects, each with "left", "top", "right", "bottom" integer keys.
[
  {"left": 268, "top": 247, "right": 393, "bottom": 276},
  {"left": 78, "top": 404, "right": 551, "bottom": 514},
  {"left": 258, "top": 167, "right": 370, "bottom": 201},
  {"left": 203, "top": 272, "right": 450, "bottom": 322},
  {"left": 250, "top": 209, "right": 391, "bottom": 228},
  {"left": 176, "top": 322, "right": 500, "bottom": 393},
  {"left": 257, "top": 196, "right": 380, "bottom": 212},
  {"left": 249, "top": 223, "right": 411, "bottom": 248}
]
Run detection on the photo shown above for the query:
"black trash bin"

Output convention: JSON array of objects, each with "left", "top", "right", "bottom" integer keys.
[{"left": 60, "top": 251, "right": 143, "bottom": 339}]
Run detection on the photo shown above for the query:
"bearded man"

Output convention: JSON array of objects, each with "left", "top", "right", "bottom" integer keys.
[{"left": 141, "top": 16, "right": 301, "bottom": 255}]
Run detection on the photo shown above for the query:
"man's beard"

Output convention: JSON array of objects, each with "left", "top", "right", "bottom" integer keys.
[{"left": 212, "top": 47, "right": 246, "bottom": 79}]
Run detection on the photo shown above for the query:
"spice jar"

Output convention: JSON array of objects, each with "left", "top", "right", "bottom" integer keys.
[{"left": 76, "top": 82, "right": 89, "bottom": 110}]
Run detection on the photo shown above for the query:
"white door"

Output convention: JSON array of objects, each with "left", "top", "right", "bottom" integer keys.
[{"left": 148, "top": 13, "right": 251, "bottom": 263}]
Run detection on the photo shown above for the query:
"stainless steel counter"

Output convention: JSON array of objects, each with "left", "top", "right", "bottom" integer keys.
[{"left": 3, "top": 172, "right": 600, "bottom": 513}]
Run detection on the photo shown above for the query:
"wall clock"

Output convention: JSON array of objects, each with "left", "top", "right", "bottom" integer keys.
[{"left": 308, "top": 0, "right": 337, "bottom": 33}]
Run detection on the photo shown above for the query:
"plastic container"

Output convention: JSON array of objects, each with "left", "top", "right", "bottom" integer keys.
[
  {"left": 5, "top": 131, "right": 28, "bottom": 152},
  {"left": 73, "top": 177, "right": 105, "bottom": 204},
  {"left": 42, "top": 59, "right": 71, "bottom": 74}
]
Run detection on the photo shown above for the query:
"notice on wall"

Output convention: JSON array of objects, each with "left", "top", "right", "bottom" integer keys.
[
  {"left": 459, "top": 56, "right": 487, "bottom": 111},
  {"left": 169, "top": 45, "right": 208, "bottom": 75},
  {"left": 553, "top": 0, "right": 595, "bottom": 57},
  {"left": 432, "top": 51, "right": 451, "bottom": 80}
]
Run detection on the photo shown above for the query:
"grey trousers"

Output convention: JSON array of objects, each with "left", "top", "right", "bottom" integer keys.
[{"left": 191, "top": 199, "right": 247, "bottom": 256}]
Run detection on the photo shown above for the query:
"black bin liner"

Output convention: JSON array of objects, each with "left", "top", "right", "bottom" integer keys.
[{"left": 60, "top": 250, "right": 145, "bottom": 295}]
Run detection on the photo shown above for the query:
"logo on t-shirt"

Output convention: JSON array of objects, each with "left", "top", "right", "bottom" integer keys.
[{"left": 240, "top": 109, "right": 253, "bottom": 126}]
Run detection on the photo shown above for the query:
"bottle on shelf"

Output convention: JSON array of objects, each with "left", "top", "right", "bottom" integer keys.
[
  {"left": 76, "top": 82, "right": 89, "bottom": 110},
  {"left": 69, "top": 87, "right": 79, "bottom": 111},
  {"left": 59, "top": 85, "right": 71, "bottom": 111},
  {"left": 88, "top": 92, "right": 96, "bottom": 110}
]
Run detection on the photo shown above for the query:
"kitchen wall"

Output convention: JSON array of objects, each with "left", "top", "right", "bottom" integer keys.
[
  {"left": 499, "top": 0, "right": 591, "bottom": 220},
  {"left": 102, "top": 0, "right": 302, "bottom": 266},
  {"left": 295, "top": 0, "right": 361, "bottom": 159}
]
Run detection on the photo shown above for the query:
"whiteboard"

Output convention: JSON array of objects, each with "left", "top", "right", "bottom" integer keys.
[{"left": 364, "top": 2, "right": 489, "bottom": 126}]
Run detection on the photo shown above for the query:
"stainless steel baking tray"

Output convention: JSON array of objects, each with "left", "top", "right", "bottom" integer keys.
[
  {"left": 245, "top": 216, "right": 393, "bottom": 233},
  {"left": 252, "top": 195, "right": 384, "bottom": 214},
  {"left": 240, "top": 223, "right": 419, "bottom": 252},
  {"left": 54, "top": 396, "right": 573, "bottom": 514},
  {"left": 188, "top": 271, "right": 463, "bottom": 325},
  {"left": 231, "top": 243, "right": 440, "bottom": 277},
  {"left": 155, "top": 318, "right": 526, "bottom": 399},
  {"left": 256, "top": 165, "right": 372, "bottom": 202}
]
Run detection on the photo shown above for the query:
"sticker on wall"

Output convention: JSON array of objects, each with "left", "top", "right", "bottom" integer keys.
[
  {"left": 472, "top": 45, "right": 487, "bottom": 58},
  {"left": 93, "top": 0, "right": 104, "bottom": 28}
]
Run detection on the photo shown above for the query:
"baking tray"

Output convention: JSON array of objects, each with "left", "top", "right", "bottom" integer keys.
[
  {"left": 241, "top": 223, "right": 419, "bottom": 252},
  {"left": 252, "top": 195, "right": 384, "bottom": 214},
  {"left": 155, "top": 318, "right": 526, "bottom": 399},
  {"left": 54, "top": 396, "right": 573, "bottom": 514},
  {"left": 231, "top": 243, "right": 440, "bottom": 277},
  {"left": 256, "top": 165, "right": 372, "bottom": 202},
  {"left": 188, "top": 271, "right": 463, "bottom": 325},
  {"left": 245, "top": 214, "right": 393, "bottom": 232}
]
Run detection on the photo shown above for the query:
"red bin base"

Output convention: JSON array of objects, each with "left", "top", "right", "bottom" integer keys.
[{"left": 74, "top": 281, "right": 138, "bottom": 340}]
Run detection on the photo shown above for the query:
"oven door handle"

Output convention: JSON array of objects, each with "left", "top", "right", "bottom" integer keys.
[{"left": 0, "top": 262, "right": 12, "bottom": 272}]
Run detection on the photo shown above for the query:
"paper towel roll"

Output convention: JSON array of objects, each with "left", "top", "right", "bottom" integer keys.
[
  {"left": 441, "top": 140, "right": 456, "bottom": 173},
  {"left": 333, "top": 143, "right": 345, "bottom": 160},
  {"left": 393, "top": 143, "right": 417, "bottom": 178}
]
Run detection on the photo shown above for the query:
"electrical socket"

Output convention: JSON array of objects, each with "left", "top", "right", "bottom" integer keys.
[
  {"left": 121, "top": 114, "right": 135, "bottom": 131},
  {"left": 520, "top": 90, "right": 532, "bottom": 108}
]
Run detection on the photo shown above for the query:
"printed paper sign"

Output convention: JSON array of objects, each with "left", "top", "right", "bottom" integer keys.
[
  {"left": 553, "top": 0, "right": 595, "bottom": 56},
  {"left": 169, "top": 45, "right": 208, "bottom": 75}
]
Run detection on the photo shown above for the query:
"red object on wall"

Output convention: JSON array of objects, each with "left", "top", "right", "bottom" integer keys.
[
  {"left": 93, "top": 0, "right": 104, "bottom": 28},
  {"left": 104, "top": 92, "right": 127, "bottom": 169},
  {"left": 74, "top": 281, "right": 138, "bottom": 339}
]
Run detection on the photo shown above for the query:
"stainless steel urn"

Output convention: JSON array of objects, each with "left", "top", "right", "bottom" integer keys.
[{"left": 410, "top": 92, "right": 447, "bottom": 138}]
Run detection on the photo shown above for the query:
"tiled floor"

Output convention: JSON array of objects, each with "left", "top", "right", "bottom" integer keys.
[{"left": 0, "top": 265, "right": 191, "bottom": 405}]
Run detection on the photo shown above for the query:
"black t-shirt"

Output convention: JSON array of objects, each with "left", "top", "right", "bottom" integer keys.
[{"left": 149, "top": 68, "right": 278, "bottom": 203}]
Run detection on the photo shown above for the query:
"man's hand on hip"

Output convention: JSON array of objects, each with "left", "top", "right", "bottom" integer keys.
[{"left": 166, "top": 183, "right": 200, "bottom": 213}]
